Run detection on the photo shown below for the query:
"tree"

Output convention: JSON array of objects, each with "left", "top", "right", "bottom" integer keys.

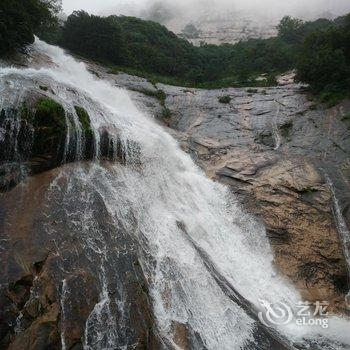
[
  {"left": 277, "top": 16, "right": 304, "bottom": 43},
  {"left": 61, "top": 11, "right": 126, "bottom": 65},
  {"left": 296, "top": 15, "right": 350, "bottom": 96},
  {"left": 0, "top": 0, "right": 61, "bottom": 55}
]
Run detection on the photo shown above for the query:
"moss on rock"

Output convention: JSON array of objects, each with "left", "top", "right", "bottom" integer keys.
[
  {"left": 34, "top": 98, "right": 66, "bottom": 129},
  {"left": 31, "top": 98, "right": 67, "bottom": 158},
  {"left": 218, "top": 95, "right": 232, "bottom": 104},
  {"left": 74, "top": 106, "right": 93, "bottom": 138}
]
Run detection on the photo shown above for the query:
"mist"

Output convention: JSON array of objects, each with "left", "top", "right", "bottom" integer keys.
[
  {"left": 63, "top": 0, "right": 350, "bottom": 19},
  {"left": 62, "top": 0, "right": 350, "bottom": 36}
]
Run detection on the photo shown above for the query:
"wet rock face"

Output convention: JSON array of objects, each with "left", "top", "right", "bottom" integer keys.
[
  {"left": 72, "top": 64, "right": 350, "bottom": 314},
  {"left": 150, "top": 82, "right": 350, "bottom": 313},
  {"left": 0, "top": 164, "right": 161, "bottom": 350},
  {"left": 1, "top": 50, "right": 350, "bottom": 348},
  {"left": 0, "top": 86, "right": 132, "bottom": 192},
  {"left": 105, "top": 68, "right": 349, "bottom": 313},
  {"left": 0, "top": 91, "right": 87, "bottom": 191}
]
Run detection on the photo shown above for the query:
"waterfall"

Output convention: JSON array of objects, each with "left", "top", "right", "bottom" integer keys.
[
  {"left": 324, "top": 173, "right": 350, "bottom": 309},
  {"left": 1, "top": 39, "right": 350, "bottom": 349},
  {"left": 272, "top": 100, "right": 282, "bottom": 150}
]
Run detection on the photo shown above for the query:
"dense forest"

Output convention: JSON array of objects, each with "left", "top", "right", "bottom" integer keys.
[
  {"left": 0, "top": 0, "right": 349, "bottom": 103},
  {"left": 51, "top": 11, "right": 350, "bottom": 102},
  {"left": 0, "top": 0, "right": 61, "bottom": 55}
]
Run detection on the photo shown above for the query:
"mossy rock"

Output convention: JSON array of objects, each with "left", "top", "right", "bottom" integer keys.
[
  {"left": 34, "top": 98, "right": 66, "bottom": 129},
  {"left": 74, "top": 106, "right": 95, "bottom": 158},
  {"left": 74, "top": 106, "right": 93, "bottom": 138},
  {"left": 161, "top": 107, "right": 171, "bottom": 119},
  {"left": 31, "top": 98, "right": 67, "bottom": 157}
]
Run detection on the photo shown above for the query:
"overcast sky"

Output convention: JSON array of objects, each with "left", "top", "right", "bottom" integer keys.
[{"left": 62, "top": 0, "right": 350, "bottom": 20}]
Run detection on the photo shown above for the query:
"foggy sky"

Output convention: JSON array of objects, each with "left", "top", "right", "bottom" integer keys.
[{"left": 62, "top": 0, "right": 350, "bottom": 21}]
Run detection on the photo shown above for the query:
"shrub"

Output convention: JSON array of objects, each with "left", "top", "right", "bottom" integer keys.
[{"left": 218, "top": 95, "right": 232, "bottom": 104}]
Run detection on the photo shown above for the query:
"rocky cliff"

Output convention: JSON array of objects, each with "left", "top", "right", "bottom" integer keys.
[
  {"left": 108, "top": 69, "right": 350, "bottom": 314},
  {"left": 1, "top": 46, "right": 350, "bottom": 349}
]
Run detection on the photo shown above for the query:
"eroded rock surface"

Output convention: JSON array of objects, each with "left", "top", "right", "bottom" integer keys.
[
  {"left": 153, "top": 83, "right": 350, "bottom": 313},
  {"left": 53, "top": 58, "right": 350, "bottom": 313},
  {"left": 95, "top": 66, "right": 350, "bottom": 313},
  {"left": 0, "top": 163, "right": 161, "bottom": 350}
]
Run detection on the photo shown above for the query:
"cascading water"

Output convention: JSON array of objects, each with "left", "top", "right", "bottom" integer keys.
[
  {"left": 1, "top": 39, "right": 350, "bottom": 349},
  {"left": 272, "top": 100, "right": 282, "bottom": 150},
  {"left": 324, "top": 172, "right": 350, "bottom": 309}
]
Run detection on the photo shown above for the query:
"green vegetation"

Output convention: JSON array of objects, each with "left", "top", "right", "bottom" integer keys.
[
  {"left": 34, "top": 98, "right": 65, "bottom": 129},
  {"left": 218, "top": 95, "right": 232, "bottom": 104},
  {"left": 161, "top": 107, "right": 171, "bottom": 120},
  {"left": 298, "top": 186, "right": 318, "bottom": 195},
  {"left": 296, "top": 14, "right": 350, "bottom": 105},
  {"left": 342, "top": 113, "right": 350, "bottom": 122},
  {"left": 54, "top": 11, "right": 292, "bottom": 87},
  {"left": 1, "top": 2, "right": 349, "bottom": 103},
  {"left": 246, "top": 88, "right": 258, "bottom": 94},
  {"left": 61, "top": 12, "right": 202, "bottom": 81},
  {"left": 53, "top": 10, "right": 349, "bottom": 96},
  {"left": 28, "top": 98, "right": 66, "bottom": 156},
  {"left": 74, "top": 106, "right": 93, "bottom": 138},
  {"left": 134, "top": 88, "right": 167, "bottom": 104},
  {"left": 134, "top": 88, "right": 171, "bottom": 119},
  {"left": 0, "top": 0, "right": 61, "bottom": 55}
]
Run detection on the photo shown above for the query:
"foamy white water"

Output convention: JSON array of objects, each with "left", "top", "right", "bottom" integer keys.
[{"left": 1, "top": 39, "right": 350, "bottom": 349}]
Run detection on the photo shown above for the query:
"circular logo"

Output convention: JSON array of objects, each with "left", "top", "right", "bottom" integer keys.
[{"left": 258, "top": 299, "right": 293, "bottom": 327}]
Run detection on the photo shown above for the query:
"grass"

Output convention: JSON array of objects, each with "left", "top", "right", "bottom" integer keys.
[
  {"left": 299, "top": 186, "right": 318, "bottom": 195},
  {"left": 246, "top": 88, "right": 258, "bottom": 94},
  {"left": 74, "top": 52, "right": 281, "bottom": 90},
  {"left": 106, "top": 62, "right": 278, "bottom": 90},
  {"left": 161, "top": 107, "right": 171, "bottom": 119},
  {"left": 134, "top": 88, "right": 166, "bottom": 105},
  {"left": 314, "top": 90, "right": 350, "bottom": 108},
  {"left": 218, "top": 95, "right": 232, "bottom": 104},
  {"left": 319, "top": 90, "right": 349, "bottom": 108},
  {"left": 303, "top": 87, "right": 349, "bottom": 109},
  {"left": 132, "top": 86, "right": 171, "bottom": 120}
]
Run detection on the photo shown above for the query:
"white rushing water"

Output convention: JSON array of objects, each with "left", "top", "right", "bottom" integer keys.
[{"left": 1, "top": 39, "right": 350, "bottom": 349}]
